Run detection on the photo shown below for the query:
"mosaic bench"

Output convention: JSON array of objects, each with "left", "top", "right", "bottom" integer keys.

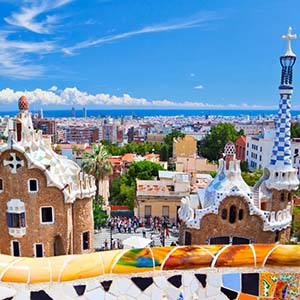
[{"left": 0, "top": 244, "right": 299, "bottom": 300}]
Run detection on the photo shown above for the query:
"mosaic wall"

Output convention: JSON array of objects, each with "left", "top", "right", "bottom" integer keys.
[{"left": 0, "top": 244, "right": 300, "bottom": 299}]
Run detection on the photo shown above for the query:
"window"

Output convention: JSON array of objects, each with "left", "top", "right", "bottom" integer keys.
[
  {"left": 11, "top": 241, "right": 20, "bottom": 257},
  {"left": 162, "top": 206, "right": 169, "bottom": 217},
  {"left": 7, "top": 212, "right": 25, "bottom": 228},
  {"left": 229, "top": 205, "right": 237, "bottom": 224},
  {"left": 40, "top": 207, "right": 54, "bottom": 224},
  {"left": 82, "top": 231, "right": 90, "bottom": 250},
  {"left": 185, "top": 231, "right": 192, "bottom": 245},
  {"left": 280, "top": 193, "right": 285, "bottom": 202},
  {"left": 34, "top": 243, "right": 44, "bottom": 257},
  {"left": 28, "top": 179, "right": 38, "bottom": 193},
  {"left": 238, "top": 209, "right": 244, "bottom": 220},
  {"left": 0, "top": 178, "right": 3, "bottom": 191},
  {"left": 166, "top": 185, "right": 175, "bottom": 192},
  {"left": 221, "top": 209, "right": 227, "bottom": 220},
  {"left": 145, "top": 205, "right": 151, "bottom": 217}
]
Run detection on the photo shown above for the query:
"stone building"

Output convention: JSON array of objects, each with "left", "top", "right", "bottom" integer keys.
[
  {"left": 174, "top": 135, "right": 218, "bottom": 173},
  {"left": 0, "top": 96, "right": 96, "bottom": 257},
  {"left": 178, "top": 28, "right": 299, "bottom": 245},
  {"left": 135, "top": 170, "right": 190, "bottom": 224}
]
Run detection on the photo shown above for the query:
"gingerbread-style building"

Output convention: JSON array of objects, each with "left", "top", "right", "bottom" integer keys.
[
  {"left": 178, "top": 27, "right": 299, "bottom": 245},
  {"left": 0, "top": 96, "right": 96, "bottom": 257}
]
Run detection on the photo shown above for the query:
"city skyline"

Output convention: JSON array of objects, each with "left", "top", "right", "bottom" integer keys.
[{"left": 0, "top": 0, "right": 300, "bottom": 110}]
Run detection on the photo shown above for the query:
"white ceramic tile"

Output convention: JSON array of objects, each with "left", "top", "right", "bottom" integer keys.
[
  {"left": 0, "top": 286, "right": 16, "bottom": 298},
  {"left": 207, "top": 274, "right": 222, "bottom": 287},
  {"left": 182, "top": 273, "right": 194, "bottom": 287},
  {"left": 206, "top": 285, "right": 219, "bottom": 298},
  {"left": 153, "top": 276, "right": 169, "bottom": 289},
  {"left": 85, "top": 287, "right": 105, "bottom": 300}
]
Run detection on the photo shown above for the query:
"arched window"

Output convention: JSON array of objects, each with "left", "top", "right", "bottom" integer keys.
[
  {"left": 229, "top": 205, "right": 237, "bottom": 224},
  {"left": 280, "top": 193, "right": 285, "bottom": 202},
  {"left": 221, "top": 209, "right": 227, "bottom": 220},
  {"left": 238, "top": 209, "right": 244, "bottom": 220}
]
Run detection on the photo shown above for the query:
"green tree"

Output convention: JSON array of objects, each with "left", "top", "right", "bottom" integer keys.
[
  {"left": 128, "top": 160, "right": 164, "bottom": 182},
  {"left": 292, "top": 206, "right": 300, "bottom": 240},
  {"left": 241, "top": 169, "right": 263, "bottom": 186},
  {"left": 110, "top": 160, "right": 164, "bottom": 210},
  {"left": 82, "top": 143, "right": 113, "bottom": 202},
  {"left": 199, "top": 123, "right": 243, "bottom": 161},
  {"left": 93, "top": 198, "right": 108, "bottom": 229},
  {"left": 160, "top": 144, "right": 169, "bottom": 161},
  {"left": 291, "top": 122, "right": 300, "bottom": 138}
]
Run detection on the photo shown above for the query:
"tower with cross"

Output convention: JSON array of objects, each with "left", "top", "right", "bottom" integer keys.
[{"left": 260, "top": 27, "right": 299, "bottom": 214}]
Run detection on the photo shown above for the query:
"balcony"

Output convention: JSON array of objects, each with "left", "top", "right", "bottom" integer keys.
[{"left": 8, "top": 227, "right": 26, "bottom": 238}]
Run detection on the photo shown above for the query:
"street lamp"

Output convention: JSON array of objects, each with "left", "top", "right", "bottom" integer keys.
[{"left": 110, "top": 222, "right": 114, "bottom": 250}]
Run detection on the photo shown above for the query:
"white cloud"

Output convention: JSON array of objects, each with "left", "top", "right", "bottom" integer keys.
[
  {"left": 0, "top": 87, "right": 278, "bottom": 109},
  {"left": 194, "top": 85, "right": 204, "bottom": 90},
  {"left": 4, "top": 0, "right": 72, "bottom": 34},
  {"left": 63, "top": 12, "right": 221, "bottom": 54},
  {"left": 49, "top": 86, "right": 58, "bottom": 92},
  {"left": 0, "top": 31, "right": 56, "bottom": 79}
]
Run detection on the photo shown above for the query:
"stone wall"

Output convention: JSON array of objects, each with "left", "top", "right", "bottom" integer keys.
[
  {"left": 0, "top": 149, "right": 94, "bottom": 257},
  {"left": 0, "top": 149, "right": 69, "bottom": 257},
  {"left": 0, "top": 244, "right": 299, "bottom": 299},
  {"left": 73, "top": 197, "right": 94, "bottom": 254}
]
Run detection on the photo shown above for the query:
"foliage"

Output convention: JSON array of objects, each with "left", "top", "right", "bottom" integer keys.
[
  {"left": 291, "top": 122, "right": 300, "bottom": 138},
  {"left": 292, "top": 206, "right": 300, "bottom": 240},
  {"left": 240, "top": 161, "right": 249, "bottom": 172},
  {"left": 103, "top": 141, "right": 163, "bottom": 157},
  {"left": 199, "top": 123, "right": 243, "bottom": 161},
  {"left": 241, "top": 169, "right": 263, "bottom": 186},
  {"left": 209, "top": 171, "right": 218, "bottom": 178},
  {"left": 127, "top": 160, "right": 164, "bottom": 181},
  {"left": 82, "top": 143, "right": 113, "bottom": 201},
  {"left": 93, "top": 198, "right": 108, "bottom": 229},
  {"left": 167, "top": 162, "right": 176, "bottom": 171},
  {"left": 109, "top": 160, "right": 164, "bottom": 210}
]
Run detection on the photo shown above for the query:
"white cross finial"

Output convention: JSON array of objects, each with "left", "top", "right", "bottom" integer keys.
[
  {"left": 3, "top": 153, "right": 24, "bottom": 174},
  {"left": 282, "top": 26, "right": 297, "bottom": 56}
]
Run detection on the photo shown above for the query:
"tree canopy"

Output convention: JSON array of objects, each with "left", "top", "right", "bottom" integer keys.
[
  {"left": 109, "top": 160, "right": 164, "bottom": 210},
  {"left": 82, "top": 143, "right": 113, "bottom": 201},
  {"left": 291, "top": 122, "right": 300, "bottom": 138},
  {"left": 199, "top": 123, "right": 243, "bottom": 161}
]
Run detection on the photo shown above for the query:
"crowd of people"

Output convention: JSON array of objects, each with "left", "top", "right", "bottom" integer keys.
[{"left": 100, "top": 215, "right": 179, "bottom": 250}]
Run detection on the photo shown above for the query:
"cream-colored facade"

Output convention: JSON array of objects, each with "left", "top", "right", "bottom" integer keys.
[
  {"left": 176, "top": 156, "right": 218, "bottom": 173},
  {"left": 135, "top": 171, "right": 190, "bottom": 224},
  {"left": 173, "top": 135, "right": 197, "bottom": 159}
]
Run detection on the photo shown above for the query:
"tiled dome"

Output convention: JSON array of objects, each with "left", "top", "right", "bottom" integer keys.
[
  {"left": 224, "top": 141, "right": 236, "bottom": 156},
  {"left": 18, "top": 95, "right": 28, "bottom": 111}
]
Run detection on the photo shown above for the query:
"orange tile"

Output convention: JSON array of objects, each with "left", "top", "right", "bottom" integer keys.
[
  {"left": 238, "top": 293, "right": 258, "bottom": 300},
  {"left": 215, "top": 245, "right": 255, "bottom": 267}
]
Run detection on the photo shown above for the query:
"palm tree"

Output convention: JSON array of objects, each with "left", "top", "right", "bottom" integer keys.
[{"left": 82, "top": 143, "right": 113, "bottom": 203}]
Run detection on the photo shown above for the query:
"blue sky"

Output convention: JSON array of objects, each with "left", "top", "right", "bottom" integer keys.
[{"left": 0, "top": 0, "right": 300, "bottom": 110}]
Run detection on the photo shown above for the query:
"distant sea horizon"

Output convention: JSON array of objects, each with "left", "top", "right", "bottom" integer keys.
[{"left": 1, "top": 108, "right": 300, "bottom": 118}]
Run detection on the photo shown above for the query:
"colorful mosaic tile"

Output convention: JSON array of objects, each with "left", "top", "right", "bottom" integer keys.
[{"left": 0, "top": 245, "right": 300, "bottom": 299}]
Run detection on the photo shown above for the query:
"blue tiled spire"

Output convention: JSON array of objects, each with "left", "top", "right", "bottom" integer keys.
[
  {"left": 269, "top": 93, "right": 292, "bottom": 167},
  {"left": 265, "top": 27, "right": 299, "bottom": 191},
  {"left": 269, "top": 27, "right": 296, "bottom": 169}
]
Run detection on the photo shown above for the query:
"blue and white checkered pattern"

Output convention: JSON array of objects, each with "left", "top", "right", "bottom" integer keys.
[{"left": 270, "top": 94, "right": 292, "bottom": 167}]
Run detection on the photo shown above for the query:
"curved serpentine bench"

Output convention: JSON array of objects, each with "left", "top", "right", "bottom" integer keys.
[{"left": 0, "top": 244, "right": 299, "bottom": 299}]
